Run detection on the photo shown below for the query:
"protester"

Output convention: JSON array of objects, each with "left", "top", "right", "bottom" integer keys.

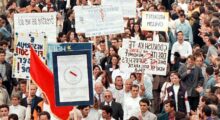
[{"left": 0, "top": 0, "right": 219, "bottom": 120}]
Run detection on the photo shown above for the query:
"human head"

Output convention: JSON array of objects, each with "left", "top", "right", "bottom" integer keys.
[
  {"left": 93, "top": 65, "right": 102, "bottom": 77},
  {"left": 11, "top": 93, "right": 21, "bottom": 106},
  {"left": 111, "top": 54, "right": 119, "bottom": 65},
  {"left": 30, "top": 0, "right": 37, "bottom": 7},
  {"left": 177, "top": 31, "right": 184, "bottom": 43},
  {"left": 0, "top": 41, "right": 8, "bottom": 50},
  {"left": 111, "top": 38, "right": 119, "bottom": 49},
  {"left": 104, "top": 90, "right": 113, "bottom": 103},
  {"left": 172, "top": 72, "right": 181, "bottom": 85},
  {"left": 30, "top": 84, "right": 37, "bottom": 97},
  {"left": 186, "top": 55, "right": 195, "bottom": 68},
  {"left": 206, "top": 66, "right": 214, "bottom": 77},
  {"left": 99, "top": 40, "right": 106, "bottom": 51},
  {"left": 131, "top": 84, "right": 139, "bottom": 98},
  {"left": 101, "top": 105, "right": 112, "bottom": 119},
  {"left": 58, "top": 32, "right": 67, "bottom": 43},
  {"left": 8, "top": 114, "right": 18, "bottom": 120},
  {"left": 125, "top": 79, "right": 132, "bottom": 92},
  {"left": 0, "top": 49, "right": 6, "bottom": 63},
  {"left": 0, "top": 104, "right": 9, "bottom": 117},
  {"left": 130, "top": 73, "right": 137, "bottom": 81},
  {"left": 19, "top": 80, "right": 27, "bottom": 93},
  {"left": 179, "top": 13, "right": 186, "bottom": 23},
  {"left": 94, "top": 82, "right": 103, "bottom": 94},
  {"left": 202, "top": 105, "right": 212, "bottom": 118},
  {"left": 139, "top": 98, "right": 150, "bottom": 113},
  {"left": 164, "top": 100, "right": 175, "bottom": 113},
  {"left": 114, "top": 76, "right": 123, "bottom": 89},
  {"left": 77, "top": 105, "right": 90, "bottom": 118},
  {"left": 38, "top": 111, "right": 51, "bottom": 120},
  {"left": 109, "top": 46, "right": 118, "bottom": 56},
  {"left": 195, "top": 55, "right": 204, "bottom": 67},
  {"left": 206, "top": 37, "right": 216, "bottom": 46}
]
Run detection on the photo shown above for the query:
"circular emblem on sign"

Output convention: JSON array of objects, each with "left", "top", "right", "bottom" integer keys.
[{"left": 64, "top": 66, "right": 82, "bottom": 84}]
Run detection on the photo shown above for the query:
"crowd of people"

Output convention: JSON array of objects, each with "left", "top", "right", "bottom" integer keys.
[{"left": 0, "top": 0, "right": 220, "bottom": 120}]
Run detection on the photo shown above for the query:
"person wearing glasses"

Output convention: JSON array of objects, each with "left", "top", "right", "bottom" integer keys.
[{"left": 100, "top": 90, "right": 123, "bottom": 120}]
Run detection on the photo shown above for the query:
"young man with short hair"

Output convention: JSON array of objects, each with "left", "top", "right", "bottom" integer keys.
[
  {"left": 138, "top": 98, "right": 157, "bottom": 120},
  {"left": 101, "top": 105, "right": 115, "bottom": 120},
  {"left": 38, "top": 111, "right": 51, "bottom": 120}
]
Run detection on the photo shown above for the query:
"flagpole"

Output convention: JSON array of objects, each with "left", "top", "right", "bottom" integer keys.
[{"left": 28, "top": 79, "right": 31, "bottom": 97}]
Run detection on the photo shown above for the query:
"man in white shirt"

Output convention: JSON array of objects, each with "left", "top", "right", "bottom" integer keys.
[
  {"left": 137, "top": 98, "right": 157, "bottom": 120},
  {"left": 171, "top": 31, "right": 192, "bottom": 64},
  {"left": 112, "top": 76, "right": 124, "bottom": 104},
  {"left": 9, "top": 94, "right": 26, "bottom": 120},
  {"left": 124, "top": 84, "right": 141, "bottom": 120}
]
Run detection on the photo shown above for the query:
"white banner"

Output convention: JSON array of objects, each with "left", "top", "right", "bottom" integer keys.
[
  {"left": 74, "top": 6, "right": 124, "bottom": 37},
  {"left": 141, "top": 12, "right": 169, "bottom": 32},
  {"left": 14, "top": 12, "right": 56, "bottom": 43},
  {"left": 102, "top": 0, "right": 136, "bottom": 18},
  {"left": 119, "top": 39, "right": 169, "bottom": 75}
]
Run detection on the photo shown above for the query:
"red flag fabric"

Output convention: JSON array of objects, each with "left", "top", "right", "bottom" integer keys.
[{"left": 30, "top": 46, "right": 73, "bottom": 120}]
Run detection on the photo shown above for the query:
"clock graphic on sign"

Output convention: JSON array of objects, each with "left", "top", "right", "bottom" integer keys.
[{"left": 63, "top": 66, "right": 82, "bottom": 85}]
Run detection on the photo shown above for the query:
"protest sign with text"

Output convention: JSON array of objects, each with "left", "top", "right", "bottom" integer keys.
[
  {"left": 141, "top": 12, "right": 169, "bottom": 32},
  {"left": 12, "top": 32, "right": 47, "bottom": 79},
  {"left": 119, "top": 39, "right": 169, "bottom": 75},
  {"left": 102, "top": 0, "right": 136, "bottom": 18},
  {"left": 74, "top": 6, "right": 124, "bottom": 37},
  {"left": 14, "top": 12, "right": 56, "bottom": 43}
]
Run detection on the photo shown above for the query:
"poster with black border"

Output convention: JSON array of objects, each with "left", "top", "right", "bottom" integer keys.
[{"left": 52, "top": 50, "right": 93, "bottom": 106}]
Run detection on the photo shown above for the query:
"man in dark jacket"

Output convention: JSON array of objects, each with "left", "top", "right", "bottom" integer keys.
[
  {"left": 178, "top": 55, "right": 204, "bottom": 111},
  {"left": 0, "top": 49, "right": 17, "bottom": 95},
  {"left": 100, "top": 90, "right": 123, "bottom": 120}
]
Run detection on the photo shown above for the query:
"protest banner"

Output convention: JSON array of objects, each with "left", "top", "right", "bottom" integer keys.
[
  {"left": 52, "top": 50, "right": 93, "bottom": 106},
  {"left": 14, "top": 12, "right": 56, "bottom": 43},
  {"left": 12, "top": 32, "right": 47, "bottom": 79},
  {"left": 119, "top": 39, "right": 169, "bottom": 75},
  {"left": 74, "top": 6, "right": 88, "bottom": 33},
  {"left": 102, "top": 0, "right": 136, "bottom": 18},
  {"left": 141, "top": 12, "right": 169, "bottom": 32},
  {"left": 47, "top": 43, "right": 92, "bottom": 72},
  {"left": 74, "top": 6, "right": 124, "bottom": 37}
]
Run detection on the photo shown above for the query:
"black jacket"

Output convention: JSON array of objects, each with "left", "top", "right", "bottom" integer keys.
[{"left": 100, "top": 101, "right": 123, "bottom": 120}]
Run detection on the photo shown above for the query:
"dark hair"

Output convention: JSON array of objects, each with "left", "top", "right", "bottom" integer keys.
[
  {"left": 130, "top": 73, "right": 137, "bottom": 79},
  {"left": 164, "top": 99, "right": 175, "bottom": 108},
  {"left": 208, "top": 37, "right": 216, "bottom": 45},
  {"left": 93, "top": 65, "right": 102, "bottom": 71},
  {"left": 128, "top": 116, "right": 139, "bottom": 120},
  {"left": 0, "top": 49, "right": 6, "bottom": 55},
  {"left": 176, "top": 31, "right": 183, "bottom": 36},
  {"left": 202, "top": 105, "right": 212, "bottom": 117},
  {"left": 101, "top": 70, "right": 112, "bottom": 88},
  {"left": 102, "top": 105, "right": 113, "bottom": 116},
  {"left": 0, "top": 104, "right": 9, "bottom": 110},
  {"left": 206, "top": 66, "right": 214, "bottom": 75},
  {"left": 109, "top": 46, "right": 118, "bottom": 54},
  {"left": 39, "top": 111, "right": 51, "bottom": 120},
  {"left": 111, "top": 54, "right": 120, "bottom": 61},
  {"left": 8, "top": 114, "right": 18, "bottom": 120},
  {"left": 131, "top": 84, "right": 139, "bottom": 90},
  {"left": 139, "top": 98, "right": 150, "bottom": 106},
  {"left": 0, "top": 40, "right": 8, "bottom": 46},
  {"left": 66, "top": 9, "right": 74, "bottom": 19},
  {"left": 77, "top": 105, "right": 90, "bottom": 110},
  {"left": 19, "top": 79, "right": 27, "bottom": 85},
  {"left": 187, "top": 55, "right": 195, "bottom": 61}
]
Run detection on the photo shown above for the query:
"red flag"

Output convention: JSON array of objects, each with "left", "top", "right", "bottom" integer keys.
[{"left": 30, "top": 46, "right": 73, "bottom": 120}]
